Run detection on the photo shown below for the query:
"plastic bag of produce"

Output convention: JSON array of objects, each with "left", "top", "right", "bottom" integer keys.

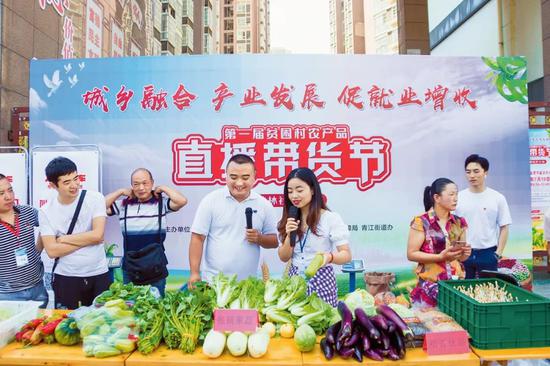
[{"left": 77, "top": 300, "right": 139, "bottom": 358}]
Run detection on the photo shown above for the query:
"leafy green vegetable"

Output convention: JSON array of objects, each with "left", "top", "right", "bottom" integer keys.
[
  {"left": 94, "top": 282, "right": 155, "bottom": 305},
  {"left": 210, "top": 272, "right": 239, "bottom": 308},
  {"left": 264, "top": 278, "right": 284, "bottom": 304},
  {"left": 296, "top": 293, "right": 333, "bottom": 335},
  {"left": 276, "top": 276, "right": 307, "bottom": 310},
  {"left": 162, "top": 282, "right": 215, "bottom": 353},
  {"left": 343, "top": 288, "right": 376, "bottom": 317}
]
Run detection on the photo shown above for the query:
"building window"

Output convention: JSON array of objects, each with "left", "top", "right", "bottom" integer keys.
[
  {"left": 224, "top": 19, "right": 233, "bottom": 30},
  {"left": 224, "top": 33, "right": 234, "bottom": 43},
  {"left": 224, "top": 6, "right": 233, "bottom": 17}
]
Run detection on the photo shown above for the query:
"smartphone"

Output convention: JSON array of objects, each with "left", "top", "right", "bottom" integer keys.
[{"left": 451, "top": 240, "right": 467, "bottom": 248}]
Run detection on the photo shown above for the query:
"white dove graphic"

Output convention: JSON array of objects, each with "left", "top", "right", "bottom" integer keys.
[
  {"left": 43, "top": 70, "right": 63, "bottom": 97},
  {"left": 78, "top": 62, "right": 85, "bottom": 71},
  {"left": 64, "top": 63, "right": 72, "bottom": 73},
  {"left": 68, "top": 74, "right": 78, "bottom": 88}
]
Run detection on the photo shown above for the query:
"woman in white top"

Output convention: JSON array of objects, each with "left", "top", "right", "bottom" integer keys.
[{"left": 277, "top": 168, "right": 352, "bottom": 306}]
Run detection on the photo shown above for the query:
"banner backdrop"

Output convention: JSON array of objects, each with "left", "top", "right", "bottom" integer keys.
[
  {"left": 29, "top": 55, "right": 531, "bottom": 284},
  {"left": 529, "top": 128, "right": 550, "bottom": 262}
]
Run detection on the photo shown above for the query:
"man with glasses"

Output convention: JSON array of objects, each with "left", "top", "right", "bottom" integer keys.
[{"left": 105, "top": 168, "right": 187, "bottom": 296}]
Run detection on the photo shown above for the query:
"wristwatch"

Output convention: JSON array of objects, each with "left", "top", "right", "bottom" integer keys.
[{"left": 495, "top": 253, "right": 502, "bottom": 260}]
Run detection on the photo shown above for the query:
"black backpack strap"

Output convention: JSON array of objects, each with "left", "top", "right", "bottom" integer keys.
[
  {"left": 52, "top": 190, "right": 87, "bottom": 278},
  {"left": 157, "top": 194, "right": 163, "bottom": 249}
]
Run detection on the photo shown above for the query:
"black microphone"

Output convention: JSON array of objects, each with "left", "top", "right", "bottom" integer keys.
[
  {"left": 245, "top": 207, "right": 253, "bottom": 229},
  {"left": 288, "top": 206, "right": 299, "bottom": 247}
]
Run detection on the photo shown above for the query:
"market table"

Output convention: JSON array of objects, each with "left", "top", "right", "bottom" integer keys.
[
  {"left": 125, "top": 338, "right": 302, "bottom": 366},
  {"left": 302, "top": 344, "right": 480, "bottom": 366},
  {"left": 0, "top": 341, "right": 130, "bottom": 366},
  {"left": 472, "top": 346, "right": 550, "bottom": 366}
]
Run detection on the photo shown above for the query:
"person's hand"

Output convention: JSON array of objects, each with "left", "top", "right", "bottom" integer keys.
[
  {"left": 120, "top": 187, "right": 134, "bottom": 198},
  {"left": 459, "top": 244, "right": 472, "bottom": 261},
  {"left": 153, "top": 186, "right": 165, "bottom": 198},
  {"left": 187, "top": 272, "right": 201, "bottom": 289},
  {"left": 246, "top": 229, "right": 261, "bottom": 244},
  {"left": 285, "top": 218, "right": 299, "bottom": 236},
  {"left": 321, "top": 252, "right": 333, "bottom": 266},
  {"left": 440, "top": 246, "right": 462, "bottom": 261}
]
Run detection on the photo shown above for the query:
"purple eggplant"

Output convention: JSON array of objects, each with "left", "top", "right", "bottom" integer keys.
[
  {"left": 320, "top": 337, "right": 335, "bottom": 360},
  {"left": 326, "top": 321, "right": 341, "bottom": 345},
  {"left": 344, "top": 328, "right": 361, "bottom": 348},
  {"left": 364, "top": 348, "right": 383, "bottom": 361},
  {"left": 360, "top": 333, "right": 371, "bottom": 353},
  {"left": 337, "top": 301, "right": 353, "bottom": 342},
  {"left": 352, "top": 345, "right": 363, "bottom": 363},
  {"left": 378, "top": 348, "right": 390, "bottom": 357},
  {"left": 338, "top": 346, "right": 355, "bottom": 359},
  {"left": 379, "top": 330, "right": 391, "bottom": 350},
  {"left": 387, "top": 347, "right": 401, "bottom": 361},
  {"left": 390, "top": 329, "right": 406, "bottom": 359},
  {"left": 386, "top": 319, "right": 396, "bottom": 333},
  {"left": 377, "top": 304, "right": 413, "bottom": 339},
  {"left": 354, "top": 308, "right": 380, "bottom": 340},
  {"left": 335, "top": 339, "right": 343, "bottom": 352},
  {"left": 371, "top": 314, "right": 389, "bottom": 332}
]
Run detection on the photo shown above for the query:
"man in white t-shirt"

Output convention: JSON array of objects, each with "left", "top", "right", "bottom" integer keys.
[
  {"left": 455, "top": 154, "right": 512, "bottom": 279},
  {"left": 39, "top": 157, "right": 109, "bottom": 309},
  {"left": 188, "top": 154, "right": 279, "bottom": 286}
]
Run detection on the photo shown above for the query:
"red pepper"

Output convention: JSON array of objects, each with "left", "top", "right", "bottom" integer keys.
[
  {"left": 29, "top": 324, "right": 44, "bottom": 345},
  {"left": 15, "top": 330, "right": 26, "bottom": 342},
  {"left": 41, "top": 318, "right": 64, "bottom": 336},
  {"left": 21, "top": 329, "right": 34, "bottom": 345},
  {"left": 24, "top": 317, "right": 46, "bottom": 330}
]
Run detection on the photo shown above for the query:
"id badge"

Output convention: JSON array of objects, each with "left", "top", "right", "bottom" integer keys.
[{"left": 15, "top": 247, "right": 29, "bottom": 267}]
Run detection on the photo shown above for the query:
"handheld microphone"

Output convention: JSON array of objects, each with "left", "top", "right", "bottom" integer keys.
[
  {"left": 245, "top": 207, "right": 253, "bottom": 229},
  {"left": 288, "top": 206, "right": 299, "bottom": 247}
]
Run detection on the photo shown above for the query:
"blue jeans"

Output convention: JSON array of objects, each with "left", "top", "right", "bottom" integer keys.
[
  {"left": 122, "top": 270, "right": 166, "bottom": 297},
  {"left": 0, "top": 281, "right": 49, "bottom": 308},
  {"left": 464, "top": 246, "right": 498, "bottom": 279}
]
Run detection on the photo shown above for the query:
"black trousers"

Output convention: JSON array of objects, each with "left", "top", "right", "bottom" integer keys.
[{"left": 52, "top": 271, "right": 111, "bottom": 309}]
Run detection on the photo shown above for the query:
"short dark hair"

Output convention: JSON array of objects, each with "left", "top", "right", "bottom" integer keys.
[
  {"left": 227, "top": 154, "right": 255, "bottom": 169},
  {"left": 0, "top": 173, "right": 6, "bottom": 180},
  {"left": 45, "top": 156, "right": 77, "bottom": 186},
  {"left": 131, "top": 168, "right": 153, "bottom": 182},
  {"left": 465, "top": 154, "right": 489, "bottom": 171}
]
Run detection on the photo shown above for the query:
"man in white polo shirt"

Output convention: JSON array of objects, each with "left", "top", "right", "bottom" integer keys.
[
  {"left": 39, "top": 157, "right": 109, "bottom": 309},
  {"left": 188, "top": 154, "right": 279, "bottom": 286},
  {"left": 455, "top": 154, "right": 512, "bottom": 279}
]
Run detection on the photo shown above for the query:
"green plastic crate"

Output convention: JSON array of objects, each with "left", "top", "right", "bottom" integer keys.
[{"left": 438, "top": 279, "right": 550, "bottom": 349}]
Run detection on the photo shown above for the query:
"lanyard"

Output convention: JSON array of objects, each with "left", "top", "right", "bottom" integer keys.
[{"left": 299, "top": 228, "right": 310, "bottom": 253}]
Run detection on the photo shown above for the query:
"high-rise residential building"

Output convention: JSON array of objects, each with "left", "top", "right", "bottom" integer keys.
[
  {"left": 0, "top": 0, "right": 159, "bottom": 147},
  {"left": 329, "top": 0, "right": 344, "bottom": 53},
  {"left": 329, "top": 0, "right": 364, "bottom": 54},
  {"left": 159, "top": 0, "right": 188, "bottom": 55},
  {"left": 194, "top": 0, "right": 220, "bottom": 54},
  {"left": 364, "top": 0, "right": 398, "bottom": 54},
  {"left": 219, "top": 0, "right": 269, "bottom": 54}
]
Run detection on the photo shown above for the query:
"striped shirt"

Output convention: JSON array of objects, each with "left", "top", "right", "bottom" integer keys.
[
  {"left": 110, "top": 196, "right": 174, "bottom": 252},
  {"left": 0, "top": 206, "right": 44, "bottom": 293}
]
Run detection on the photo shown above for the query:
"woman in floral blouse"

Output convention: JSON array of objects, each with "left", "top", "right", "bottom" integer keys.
[{"left": 407, "top": 178, "right": 472, "bottom": 306}]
